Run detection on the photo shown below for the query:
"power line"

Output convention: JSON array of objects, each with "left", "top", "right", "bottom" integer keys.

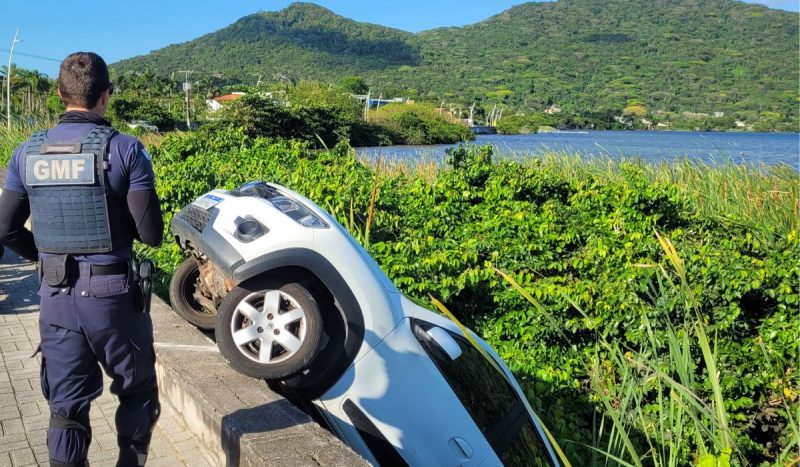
[{"left": 0, "top": 47, "right": 60, "bottom": 63}]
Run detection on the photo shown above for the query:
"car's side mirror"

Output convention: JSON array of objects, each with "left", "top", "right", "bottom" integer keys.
[{"left": 426, "top": 327, "right": 463, "bottom": 361}]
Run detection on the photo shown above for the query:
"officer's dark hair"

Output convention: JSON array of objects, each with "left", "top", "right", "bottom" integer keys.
[{"left": 57, "top": 52, "right": 111, "bottom": 109}]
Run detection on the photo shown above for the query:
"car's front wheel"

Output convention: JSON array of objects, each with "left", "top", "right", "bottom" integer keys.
[
  {"left": 169, "top": 257, "right": 217, "bottom": 330},
  {"left": 215, "top": 279, "right": 323, "bottom": 380}
]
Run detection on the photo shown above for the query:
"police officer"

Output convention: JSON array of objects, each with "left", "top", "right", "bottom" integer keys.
[{"left": 0, "top": 52, "right": 163, "bottom": 466}]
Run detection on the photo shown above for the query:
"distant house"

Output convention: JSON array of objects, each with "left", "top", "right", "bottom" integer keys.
[
  {"left": 352, "top": 94, "right": 405, "bottom": 108},
  {"left": 544, "top": 104, "right": 562, "bottom": 114},
  {"left": 206, "top": 92, "right": 246, "bottom": 112},
  {"left": 714, "top": 111, "right": 725, "bottom": 118}
]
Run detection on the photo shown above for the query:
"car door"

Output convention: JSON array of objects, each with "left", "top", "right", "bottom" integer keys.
[{"left": 318, "top": 317, "right": 495, "bottom": 466}]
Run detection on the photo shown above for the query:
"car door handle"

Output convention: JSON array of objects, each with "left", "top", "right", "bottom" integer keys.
[{"left": 449, "top": 436, "right": 474, "bottom": 461}]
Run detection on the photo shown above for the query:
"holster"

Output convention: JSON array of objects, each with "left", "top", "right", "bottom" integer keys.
[
  {"left": 133, "top": 258, "right": 155, "bottom": 314},
  {"left": 39, "top": 255, "right": 74, "bottom": 287}
]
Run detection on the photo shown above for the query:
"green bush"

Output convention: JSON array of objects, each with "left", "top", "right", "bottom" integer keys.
[
  {"left": 108, "top": 97, "right": 175, "bottom": 130},
  {"left": 369, "top": 102, "right": 474, "bottom": 145},
  {"left": 496, "top": 113, "right": 558, "bottom": 134},
  {"left": 210, "top": 92, "right": 474, "bottom": 147}
]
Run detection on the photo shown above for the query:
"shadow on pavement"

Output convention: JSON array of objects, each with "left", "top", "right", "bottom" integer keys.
[{"left": 0, "top": 249, "right": 39, "bottom": 313}]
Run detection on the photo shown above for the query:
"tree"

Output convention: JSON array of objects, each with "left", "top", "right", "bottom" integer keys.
[{"left": 339, "top": 76, "right": 368, "bottom": 94}]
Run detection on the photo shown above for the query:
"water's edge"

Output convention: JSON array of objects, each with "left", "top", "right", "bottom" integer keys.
[{"left": 356, "top": 130, "right": 800, "bottom": 169}]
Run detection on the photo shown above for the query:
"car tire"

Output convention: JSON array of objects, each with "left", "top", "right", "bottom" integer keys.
[
  {"left": 215, "top": 278, "right": 323, "bottom": 380},
  {"left": 169, "top": 257, "right": 216, "bottom": 330}
]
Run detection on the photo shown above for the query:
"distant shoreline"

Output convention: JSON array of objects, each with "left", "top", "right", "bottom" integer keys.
[{"left": 355, "top": 130, "right": 800, "bottom": 170}]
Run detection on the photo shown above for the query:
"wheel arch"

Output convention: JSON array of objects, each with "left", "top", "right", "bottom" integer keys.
[{"left": 233, "top": 249, "right": 365, "bottom": 397}]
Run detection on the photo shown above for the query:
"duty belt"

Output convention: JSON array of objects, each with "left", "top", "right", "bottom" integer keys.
[
  {"left": 90, "top": 262, "right": 129, "bottom": 276},
  {"left": 39, "top": 256, "right": 130, "bottom": 288}
]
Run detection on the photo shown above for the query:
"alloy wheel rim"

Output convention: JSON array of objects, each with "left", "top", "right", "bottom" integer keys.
[{"left": 230, "top": 290, "right": 307, "bottom": 364}]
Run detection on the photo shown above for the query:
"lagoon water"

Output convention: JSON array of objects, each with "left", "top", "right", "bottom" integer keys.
[{"left": 356, "top": 130, "right": 800, "bottom": 170}]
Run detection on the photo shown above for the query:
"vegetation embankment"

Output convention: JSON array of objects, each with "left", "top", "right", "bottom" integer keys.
[{"left": 1, "top": 123, "right": 798, "bottom": 464}]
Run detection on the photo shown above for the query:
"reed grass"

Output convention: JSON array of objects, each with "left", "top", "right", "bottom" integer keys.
[
  {"left": 497, "top": 231, "right": 800, "bottom": 466},
  {"left": 0, "top": 117, "right": 59, "bottom": 165},
  {"left": 361, "top": 150, "right": 798, "bottom": 239},
  {"left": 532, "top": 152, "right": 798, "bottom": 238},
  {"left": 498, "top": 234, "right": 746, "bottom": 467}
]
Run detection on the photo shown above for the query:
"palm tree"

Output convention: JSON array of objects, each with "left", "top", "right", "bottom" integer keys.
[
  {"left": 25, "top": 70, "right": 47, "bottom": 115},
  {"left": 128, "top": 72, "right": 148, "bottom": 99},
  {"left": 12, "top": 67, "right": 32, "bottom": 115},
  {"left": 142, "top": 68, "right": 156, "bottom": 99},
  {"left": 114, "top": 73, "right": 130, "bottom": 95}
]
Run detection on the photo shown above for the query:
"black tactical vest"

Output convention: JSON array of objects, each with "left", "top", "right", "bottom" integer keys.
[{"left": 22, "top": 126, "right": 134, "bottom": 254}]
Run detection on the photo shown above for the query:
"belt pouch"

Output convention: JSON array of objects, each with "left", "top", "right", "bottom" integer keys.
[{"left": 41, "top": 255, "right": 72, "bottom": 287}]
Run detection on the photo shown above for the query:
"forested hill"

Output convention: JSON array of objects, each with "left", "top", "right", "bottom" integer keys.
[{"left": 112, "top": 0, "right": 799, "bottom": 116}]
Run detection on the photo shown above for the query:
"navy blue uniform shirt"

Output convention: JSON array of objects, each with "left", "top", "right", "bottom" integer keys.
[{"left": 3, "top": 122, "right": 156, "bottom": 264}]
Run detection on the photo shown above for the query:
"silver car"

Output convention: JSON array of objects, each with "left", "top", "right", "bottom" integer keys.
[{"left": 169, "top": 181, "right": 561, "bottom": 466}]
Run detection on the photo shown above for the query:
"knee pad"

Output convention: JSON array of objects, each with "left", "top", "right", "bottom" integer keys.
[
  {"left": 48, "top": 412, "right": 91, "bottom": 467},
  {"left": 49, "top": 411, "right": 91, "bottom": 437}
]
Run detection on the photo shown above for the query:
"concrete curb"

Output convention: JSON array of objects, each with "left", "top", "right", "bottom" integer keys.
[{"left": 150, "top": 295, "right": 369, "bottom": 466}]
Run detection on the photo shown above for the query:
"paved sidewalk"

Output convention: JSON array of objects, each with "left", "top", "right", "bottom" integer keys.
[{"left": 0, "top": 251, "right": 213, "bottom": 467}]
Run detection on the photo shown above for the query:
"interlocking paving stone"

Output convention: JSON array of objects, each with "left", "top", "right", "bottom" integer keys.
[{"left": 1, "top": 251, "right": 212, "bottom": 466}]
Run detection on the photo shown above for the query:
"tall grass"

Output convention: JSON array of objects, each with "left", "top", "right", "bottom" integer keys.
[
  {"left": 496, "top": 232, "right": 800, "bottom": 466},
  {"left": 361, "top": 150, "right": 799, "bottom": 239},
  {"left": 529, "top": 152, "right": 799, "bottom": 238},
  {"left": 653, "top": 159, "right": 798, "bottom": 239},
  {"left": 0, "top": 117, "right": 58, "bottom": 166}
]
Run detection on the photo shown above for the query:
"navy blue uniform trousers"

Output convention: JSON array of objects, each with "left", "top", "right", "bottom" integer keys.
[{"left": 38, "top": 262, "right": 158, "bottom": 465}]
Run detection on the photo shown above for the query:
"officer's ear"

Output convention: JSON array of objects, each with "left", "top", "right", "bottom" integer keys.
[{"left": 99, "top": 90, "right": 111, "bottom": 108}]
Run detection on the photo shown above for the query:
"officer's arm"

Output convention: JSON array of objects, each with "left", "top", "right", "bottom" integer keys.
[
  {"left": 1, "top": 149, "right": 38, "bottom": 262},
  {"left": 127, "top": 190, "right": 163, "bottom": 247},
  {"left": 0, "top": 190, "right": 38, "bottom": 261},
  {"left": 127, "top": 142, "right": 163, "bottom": 247}
]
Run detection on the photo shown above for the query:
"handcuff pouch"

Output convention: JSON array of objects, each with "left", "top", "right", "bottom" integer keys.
[{"left": 40, "top": 255, "right": 72, "bottom": 287}]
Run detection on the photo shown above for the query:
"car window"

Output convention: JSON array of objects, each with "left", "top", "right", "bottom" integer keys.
[{"left": 412, "top": 320, "right": 553, "bottom": 467}]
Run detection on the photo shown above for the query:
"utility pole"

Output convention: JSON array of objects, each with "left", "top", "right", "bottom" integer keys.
[
  {"left": 363, "top": 90, "right": 370, "bottom": 121},
  {"left": 468, "top": 103, "right": 475, "bottom": 127},
  {"left": 178, "top": 70, "right": 193, "bottom": 130},
  {"left": 6, "top": 28, "right": 20, "bottom": 130}
]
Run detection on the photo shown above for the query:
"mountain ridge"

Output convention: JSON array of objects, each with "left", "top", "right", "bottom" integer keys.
[{"left": 111, "top": 0, "right": 799, "bottom": 117}]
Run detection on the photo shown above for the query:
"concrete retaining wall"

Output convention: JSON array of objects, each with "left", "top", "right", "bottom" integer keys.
[{"left": 150, "top": 295, "right": 369, "bottom": 466}]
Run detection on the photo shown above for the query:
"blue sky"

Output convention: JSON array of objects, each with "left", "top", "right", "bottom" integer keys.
[{"left": 1, "top": 0, "right": 797, "bottom": 77}]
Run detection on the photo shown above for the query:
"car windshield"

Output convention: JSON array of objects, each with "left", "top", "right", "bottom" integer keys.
[{"left": 412, "top": 320, "right": 554, "bottom": 466}]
